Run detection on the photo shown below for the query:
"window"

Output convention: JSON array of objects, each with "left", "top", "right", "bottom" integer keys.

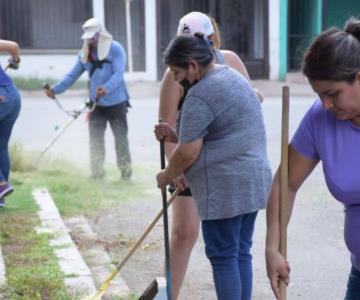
[{"left": 0, "top": 0, "right": 93, "bottom": 50}]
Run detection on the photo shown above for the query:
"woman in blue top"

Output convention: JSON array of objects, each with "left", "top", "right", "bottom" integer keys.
[
  {"left": 0, "top": 39, "right": 21, "bottom": 207},
  {"left": 156, "top": 33, "right": 271, "bottom": 300},
  {"left": 158, "top": 12, "right": 264, "bottom": 299}
]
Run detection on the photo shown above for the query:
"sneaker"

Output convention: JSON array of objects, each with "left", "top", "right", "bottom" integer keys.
[
  {"left": 0, "top": 199, "right": 5, "bottom": 208},
  {"left": 0, "top": 182, "right": 13, "bottom": 199}
]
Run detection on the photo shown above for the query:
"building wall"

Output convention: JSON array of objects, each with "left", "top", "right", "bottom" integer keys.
[
  {"left": 269, "top": 0, "right": 280, "bottom": 80},
  {"left": 157, "top": 0, "right": 269, "bottom": 79},
  {"left": 325, "top": 1, "right": 360, "bottom": 28},
  {"left": 0, "top": 0, "right": 157, "bottom": 81}
]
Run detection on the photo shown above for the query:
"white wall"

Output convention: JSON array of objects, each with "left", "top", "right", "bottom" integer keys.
[
  {"left": 269, "top": 0, "right": 280, "bottom": 80},
  {"left": 92, "top": 0, "right": 105, "bottom": 24},
  {"left": 0, "top": 54, "right": 88, "bottom": 80}
]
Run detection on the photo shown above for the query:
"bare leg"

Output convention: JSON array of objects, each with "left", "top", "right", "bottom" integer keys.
[{"left": 170, "top": 196, "right": 200, "bottom": 299}]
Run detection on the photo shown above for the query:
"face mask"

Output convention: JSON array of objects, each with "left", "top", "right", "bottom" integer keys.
[
  {"left": 179, "top": 78, "right": 192, "bottom": 91},
  {"left": 178, "top": 78, "right": 198, "bottom": 110},
  {"left": 179, "top": 78, "right": 198, "bottom": 92}
]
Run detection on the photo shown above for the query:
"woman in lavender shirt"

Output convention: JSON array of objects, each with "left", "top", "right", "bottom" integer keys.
[{"left": 266, "top": 18, "right": 360, "bottom": 300}]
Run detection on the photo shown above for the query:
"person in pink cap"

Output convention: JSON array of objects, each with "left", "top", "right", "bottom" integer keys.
[{"left": 157, "top": 11, "right": 263, "bottom": 299}]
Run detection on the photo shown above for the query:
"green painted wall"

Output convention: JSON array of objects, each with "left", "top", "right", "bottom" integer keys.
[
  {"left": 326, "top": 1, "right": 360, "bottom": 28},
  {"left": 279, "top": 0, "right": 288, "bottom": 80},
  {"left": 287, "top": 0, "right": 322, "bottom": 71}
]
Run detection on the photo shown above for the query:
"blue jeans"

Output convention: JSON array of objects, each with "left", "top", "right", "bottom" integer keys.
[
  {"left": 202, "top": 212, "right": 258, "bottom": 300},
  {"left": 0, "top": 84, "right": 21, "bottom": 181},
  {"left": 344, "top": 267, "right": 360, "bottom": 300}
]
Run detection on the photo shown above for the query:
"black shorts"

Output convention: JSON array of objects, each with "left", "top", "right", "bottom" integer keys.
[{"left": 168, "top": 184, "right": 192, "bottom": 197}]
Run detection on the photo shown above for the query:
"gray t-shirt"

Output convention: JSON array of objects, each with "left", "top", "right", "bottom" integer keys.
[{"left": 177, "top": 65, "right": 272, "bottom": 220}]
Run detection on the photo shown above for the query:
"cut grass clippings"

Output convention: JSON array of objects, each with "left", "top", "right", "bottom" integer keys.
[{"left": 0, "top": 143, "right": 157, "bottom": 299}]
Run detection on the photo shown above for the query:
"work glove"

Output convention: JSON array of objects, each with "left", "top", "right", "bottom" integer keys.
[{"left": 8, "top": 57, "right": 20, "bottom": 70}]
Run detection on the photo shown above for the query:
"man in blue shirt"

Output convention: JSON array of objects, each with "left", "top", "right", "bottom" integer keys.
[{"left": 45, "top": 18, "right": 132, "bottom": 180}]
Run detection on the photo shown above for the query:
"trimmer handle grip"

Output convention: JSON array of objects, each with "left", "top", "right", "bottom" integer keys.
[
  {"left": 42, "top": 83, "right": 51, "bottom": 90},
  {"left": 42, "top": 82, "right": 55, "bottom": 99}
]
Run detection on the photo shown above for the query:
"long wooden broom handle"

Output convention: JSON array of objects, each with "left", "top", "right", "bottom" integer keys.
[
  {"left": 279, "top": 86, "right": 289, "bottom": 300},
  {"left": 116, "top": 188, "right": 179, "bottom": 271}
]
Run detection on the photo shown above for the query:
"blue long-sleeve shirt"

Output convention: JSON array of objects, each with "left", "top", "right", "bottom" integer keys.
[{"left": 52, "top": 41, "right": 129, "bottom": 107}]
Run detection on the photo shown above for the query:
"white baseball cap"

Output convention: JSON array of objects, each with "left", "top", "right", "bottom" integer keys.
[{"left": 177, "top": 12, "right": 214, "bottom": 36}]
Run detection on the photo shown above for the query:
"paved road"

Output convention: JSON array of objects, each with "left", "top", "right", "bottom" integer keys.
[{"left": 13, "top": 90, "right": 350, "bottom": 299}]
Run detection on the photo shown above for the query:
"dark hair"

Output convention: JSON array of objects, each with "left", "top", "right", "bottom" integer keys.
[
  {"left": 302, "top": 18, "right": 360, "bottom": 83},
  {"left": 163, "top": 33, "right": 213, "bottom": 68}
]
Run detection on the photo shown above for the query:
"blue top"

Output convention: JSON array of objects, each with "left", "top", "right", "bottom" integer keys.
[
  {"left": 0, "top": 65, "right": 12, "bottom": 86},
  {"left": 177, "top": 65, "right": 272, "bottom": 220},
  {"left": 52, "top": 41, "right": 129, "bottom": 107}
]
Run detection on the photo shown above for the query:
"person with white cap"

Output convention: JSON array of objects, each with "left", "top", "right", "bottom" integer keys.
[
  {"left": 44, "top": 18, "right": 132, "bottom": 180},
  {"left": 157, "top": 11, "right": 264, "bottom": 299}
]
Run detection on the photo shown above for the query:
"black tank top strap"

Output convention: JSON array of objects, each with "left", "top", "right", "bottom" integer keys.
[{"left": 213, "top": 48, "right": 226, "bottom": 65}]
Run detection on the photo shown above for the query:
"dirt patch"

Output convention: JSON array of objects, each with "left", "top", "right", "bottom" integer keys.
[{"left": 85, "top": 197, "right": 216, "bottom": 300}]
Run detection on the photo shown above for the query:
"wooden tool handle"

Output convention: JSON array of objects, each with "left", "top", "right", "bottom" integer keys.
[{"left": 279, "top": 86, "right": 290, "bottom": 299}]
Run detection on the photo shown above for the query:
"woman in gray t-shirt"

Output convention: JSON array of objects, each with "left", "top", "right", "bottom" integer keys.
[{"left": 155, "top": 33, "right": 272, "bottom": 300}]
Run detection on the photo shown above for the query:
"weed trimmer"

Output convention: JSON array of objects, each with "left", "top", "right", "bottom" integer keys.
[
  {"left": 279, "top": 86, "right": 290, "bottom": 299},
  {"left": 81, "top": 188, "right": 180, "bottom": 300},
  {"left": 38, "top": 83, "right": 96, "bottom": 159}
]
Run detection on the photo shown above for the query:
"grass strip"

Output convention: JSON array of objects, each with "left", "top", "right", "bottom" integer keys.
[{"left": 0, "top": 143, "right": 157, "bottom": 299}]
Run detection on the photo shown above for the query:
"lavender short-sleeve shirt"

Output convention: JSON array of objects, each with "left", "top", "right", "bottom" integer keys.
[{"left": 291, "top": 99, "right": 360, "bottom": 271}]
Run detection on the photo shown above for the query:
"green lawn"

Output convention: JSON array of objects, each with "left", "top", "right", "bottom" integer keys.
[{"left": 0, "top": 144, "right": 157, "bottom": 299}]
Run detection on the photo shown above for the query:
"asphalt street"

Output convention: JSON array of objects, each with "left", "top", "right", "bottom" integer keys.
[{"left": 12, "top": 89, "right": 350, "bottom": 299}]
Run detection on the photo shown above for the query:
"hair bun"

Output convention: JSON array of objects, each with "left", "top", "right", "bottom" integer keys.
[{"left": 345, "top": 18, "right": 360, "bottom": 40}]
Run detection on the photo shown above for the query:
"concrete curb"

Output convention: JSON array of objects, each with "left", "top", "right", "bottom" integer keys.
[
  {"left": 65, "top": 216, "right": 131, "bottom": 299},
  {"left": 32, "top": 188, "right": 96, "bottom": 298},
  {"left": 0, "top": 245, "right": 6, "bottom": 291}
]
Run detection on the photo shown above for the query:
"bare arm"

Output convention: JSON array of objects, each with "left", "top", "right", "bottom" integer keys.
[
  {"left": 266, "top": 145, "right": 319, "bottom": 299},
  {"left": 0, "top": 39, "right": 20, "bottom": 63},
  {"left": 222, "top": 50, "right": 251, "bottom": 80},
  {"left": 156, "top": 139, "right": 203, "bottom": 188},
  {"left": 222, "top": 50, "right": 264, "bottom": 102},
  {"left": 158, "top": 69, "right": 183, "bottom": 159}
]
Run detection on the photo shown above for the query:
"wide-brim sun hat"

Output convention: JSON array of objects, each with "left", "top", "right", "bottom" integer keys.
[
  {"left": 80, "top": 17, "right": 113, "bottom": 62},
  {"left": 177, "top": 11, "right": 214, "bottom": 36},
  {"left": 81, "top": 18, "right": 112, "bottom": 40}
]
